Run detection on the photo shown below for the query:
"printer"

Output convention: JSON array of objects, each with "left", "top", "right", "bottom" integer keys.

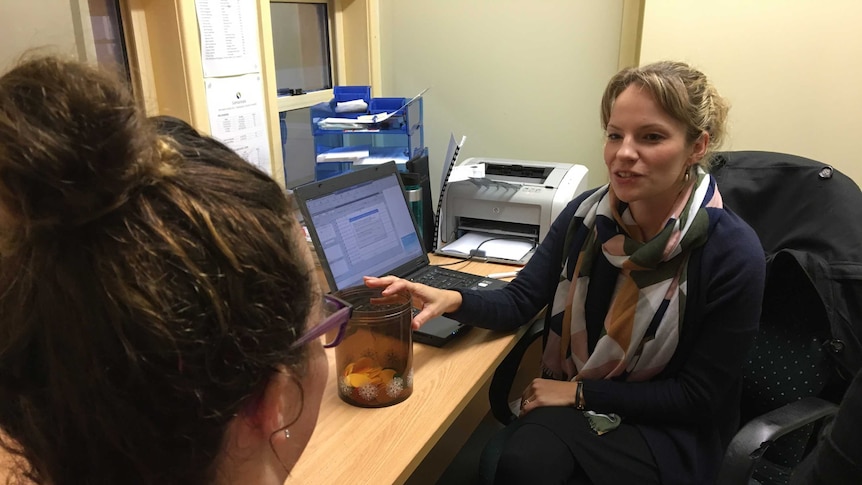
[{"left": 435, "top": 157, "right": 589, "bottom": 265}]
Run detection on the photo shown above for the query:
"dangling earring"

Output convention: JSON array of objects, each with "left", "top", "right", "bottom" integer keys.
[
  {"left": 284, "top": 428, "right": 290, "bottom": 439},
  {"left": 684, "top": 166, "right": 691, "bottom": 183}
]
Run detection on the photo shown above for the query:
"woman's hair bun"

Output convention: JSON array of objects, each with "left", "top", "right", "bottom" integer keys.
[{"left": 0, "top": 56, "right": 159, "bottom": 244}]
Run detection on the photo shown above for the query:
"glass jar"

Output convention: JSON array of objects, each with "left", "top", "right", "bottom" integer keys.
[{"left": 333, "top": 285, "right": 413, "bottom": 407}]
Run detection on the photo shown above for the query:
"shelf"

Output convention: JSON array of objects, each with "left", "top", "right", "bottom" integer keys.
[{"left": 307, "top": 90, "right": 425, "bottom": 181}]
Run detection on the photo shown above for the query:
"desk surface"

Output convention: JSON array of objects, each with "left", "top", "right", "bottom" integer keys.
[{"left": 290, "top": 256, "right": 523, "bottom": 485}]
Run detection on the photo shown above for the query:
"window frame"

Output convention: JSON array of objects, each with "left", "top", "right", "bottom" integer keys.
[
  {"left": 269, "top": 0, "right": 337, "bottom": 112},
  {"left": 117, "top": 0, "right": 379, "bottom": 187}
]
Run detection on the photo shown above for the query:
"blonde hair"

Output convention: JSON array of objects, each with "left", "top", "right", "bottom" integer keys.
[{"left": 600, "top": 60, "right": 729, "bottom": 169}]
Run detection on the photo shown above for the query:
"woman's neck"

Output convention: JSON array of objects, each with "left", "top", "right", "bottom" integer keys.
[
  {"left": 627, "top": 186, "right": 690, "bottom": 241},
  {"left": 628, "top": 209, "right": 665, "bottom": 242}
]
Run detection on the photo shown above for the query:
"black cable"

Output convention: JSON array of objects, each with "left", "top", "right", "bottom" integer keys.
[
  {"left": 432, "top": 256, "right": 476, "bottom": 269},
  {"left": 473, "top": 235, "right": 539, "bottom": 255}
]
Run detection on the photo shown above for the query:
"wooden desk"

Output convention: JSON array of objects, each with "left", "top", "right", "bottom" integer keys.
[{"left": 290, "top": 256, "right": 524, "bottom": 485}]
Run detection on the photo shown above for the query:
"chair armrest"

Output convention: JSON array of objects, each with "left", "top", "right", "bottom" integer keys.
[
  {"left": 715, "top": 396, "right": 839, "bottom": 485},
  {"left": 488, "top": 319, "right": 544, "bottom": 424}
]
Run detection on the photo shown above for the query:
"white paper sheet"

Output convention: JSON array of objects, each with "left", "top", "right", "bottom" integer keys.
[
  {"left": 205, "top": 74, "right": 271, "bottom": 175},
  {"left": 449, "top": 163, "right": 485, "bottom": 183},
  {"left": 316, "top": 148, "right": 369, "bottom": 164},
  {"left": 334, "top": 99, "right": 368, "bottom": 113},
  {"left": 195, "top": 0, "right": 260, "bottom": 77},
  {"left": 439, "top": 231, "right": 534, "bottom": 262}
]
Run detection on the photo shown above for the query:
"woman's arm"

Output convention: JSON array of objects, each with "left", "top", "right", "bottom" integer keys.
[
  {"left": 447, "top": 190, "right": 596, "bottom": 331},
  {"left": 364, "top": 190, "right": 597, "bottom": 331}
]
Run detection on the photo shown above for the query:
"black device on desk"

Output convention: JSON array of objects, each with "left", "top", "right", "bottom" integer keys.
[
  {"left": 293, "top": 161, "right": 507, "bottom": 347},
  {"left": 412, "top": 316, "right": 471, "bottom": 346}
]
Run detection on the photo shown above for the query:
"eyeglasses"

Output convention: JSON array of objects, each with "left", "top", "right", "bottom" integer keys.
[{"left": 290, "top": 294, "right": 353, "bottom": 350}]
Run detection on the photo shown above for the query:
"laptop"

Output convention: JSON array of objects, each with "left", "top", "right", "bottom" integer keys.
[{"left": 294, "top": 161, "right": 507, "bottom": 345}]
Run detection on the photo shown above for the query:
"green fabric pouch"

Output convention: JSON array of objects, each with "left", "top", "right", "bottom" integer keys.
[{"left": 583, "top": 411, "right": 622, "bottom": 435}]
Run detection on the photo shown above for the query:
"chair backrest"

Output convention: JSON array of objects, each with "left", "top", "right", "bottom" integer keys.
[
  {"left": 713, "top": 151, "right": 862, "bottom": 378},
  {"left": 712, "top": 151, "right": 862, "bottom": 484}
]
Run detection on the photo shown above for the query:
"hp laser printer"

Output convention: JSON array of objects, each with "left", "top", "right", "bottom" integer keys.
[{"left": 435, "top": 157, "right": 588, "bottom": 265}]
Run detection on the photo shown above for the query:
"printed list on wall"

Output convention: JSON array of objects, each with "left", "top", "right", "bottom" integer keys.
[{"left": 195, "top": 0, "right": 271, "bottom": 175}]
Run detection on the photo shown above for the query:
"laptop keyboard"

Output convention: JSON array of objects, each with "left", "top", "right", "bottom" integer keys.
[{"left": 409, "top": 268, "right": 477, "bottom": 290}]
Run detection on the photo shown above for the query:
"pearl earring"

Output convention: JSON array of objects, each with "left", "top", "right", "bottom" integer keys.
[{"left": 284, "top": 428, "right": 290, "bottom": 439}]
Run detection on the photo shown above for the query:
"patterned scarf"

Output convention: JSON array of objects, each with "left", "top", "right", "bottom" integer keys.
[{"left": 541, "top": 167, "right": 722, "bottom": 383}]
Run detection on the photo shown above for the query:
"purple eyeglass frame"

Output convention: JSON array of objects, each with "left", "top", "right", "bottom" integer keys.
[{"left": 290, "top": 294, "right": 353, "bottom": 349}]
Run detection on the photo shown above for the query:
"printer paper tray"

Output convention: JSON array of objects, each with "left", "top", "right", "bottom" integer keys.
[{"left": 435, "top": 231, "right": 534, "bottom": 266}]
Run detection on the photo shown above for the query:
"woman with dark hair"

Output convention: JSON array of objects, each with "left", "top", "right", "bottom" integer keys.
[{"left": 0, "top": 56, "right": 344, "bottom": 484}]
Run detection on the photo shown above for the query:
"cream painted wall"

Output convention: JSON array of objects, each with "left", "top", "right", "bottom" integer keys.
[
  {"left": 0, "top": 1, "right": 81, "bottom": 70},
  {"left": 377, "top": 0, "right": 627, "bottom": 200},
  {"left": 640, "top": 0, "right": 862, "bottom": 185}
]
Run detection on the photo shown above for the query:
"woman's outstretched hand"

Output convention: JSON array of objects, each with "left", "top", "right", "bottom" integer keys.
[{"left": 363, "top": 275, "right": 462, "bottom": 329}]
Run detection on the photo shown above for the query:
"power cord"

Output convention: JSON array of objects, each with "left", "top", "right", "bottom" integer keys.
[
  {"left": 472, "top": 236, "right": 538, "bottom": 258},
  {"left": 433, "top": 256, "right": 477, "bottom": 270}
]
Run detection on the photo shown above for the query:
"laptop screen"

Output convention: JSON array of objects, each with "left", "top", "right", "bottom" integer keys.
[{"left": 299, "top": 165, "right": 424, "bottom": 291}]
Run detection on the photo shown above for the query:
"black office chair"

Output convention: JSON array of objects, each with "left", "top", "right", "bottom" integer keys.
[
  {"left": 712, "top": 151, "right": 862, "bottom": 485},
  {"left": 487, "top": 151, "right": 862, "bottom": 484}
]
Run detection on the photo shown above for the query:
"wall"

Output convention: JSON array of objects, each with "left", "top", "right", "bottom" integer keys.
[
  {"left": 0, "top": 0, "right": 82, "bottom": 70},
  {"left": 640, "top": 0, "right": 862, "bottom": 185},
  {"left": 377, "top": 0, "right": 628, "bottom": 199}
]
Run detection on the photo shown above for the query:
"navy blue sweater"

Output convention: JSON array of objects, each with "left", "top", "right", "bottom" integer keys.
[{"left": 449, "top": 189, "right": 766, "bottom": 485}]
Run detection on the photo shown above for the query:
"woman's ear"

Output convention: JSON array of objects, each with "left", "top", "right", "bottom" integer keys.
[
  {"left": 229, "top": 365, "right": 301, "bottom": 450},
  {"left": 690, "top": 131, "right": 710, "bottom": 163},
  {"left": 258, "top": 365, "right": 302, "bottom": 435},
  {"left": 218, "top": 367, "right": 304, "bottom": 482}
]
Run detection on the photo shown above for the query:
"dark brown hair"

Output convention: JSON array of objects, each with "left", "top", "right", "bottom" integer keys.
[{"left": 0, "top": 56, "right": 313, "bottom": 484}]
